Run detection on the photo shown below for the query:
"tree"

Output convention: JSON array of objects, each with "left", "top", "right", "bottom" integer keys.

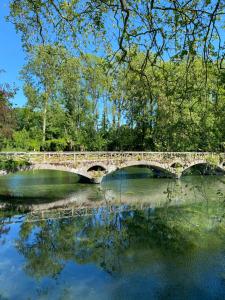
[
  {"left": 21, "top": 45, "right": 67, "bottom": 142},
  {"left": 8, "top": 0, "right": 225, "bottom": 77},
  {"left": 3, "top": 48, "right": 224, "bottom": 152},
  {"left": 0, "top": 73, "right": 16, "bottom": 149}
]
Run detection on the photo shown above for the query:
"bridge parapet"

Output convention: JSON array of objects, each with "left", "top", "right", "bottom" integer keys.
[
  {"left": 0, "top": 151, "right": 224, "bottom": 162},
  {"left": 0, "top": 152, "right": 224, "bottom": 183}
]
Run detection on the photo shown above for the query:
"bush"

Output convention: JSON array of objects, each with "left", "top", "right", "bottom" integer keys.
[
  {"left": 41, "top": 139, "right": 68, "bottom": 151},
  {"left": 12, "top": 129, "right": 41, "bottom": 151},
  {"left": 0, "top": 158, "right": 31, "bottom": 172}
]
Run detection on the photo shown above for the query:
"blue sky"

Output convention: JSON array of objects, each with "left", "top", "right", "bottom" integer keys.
[{"left": 0, "top": 0, "right": 26, "bottom": 106}]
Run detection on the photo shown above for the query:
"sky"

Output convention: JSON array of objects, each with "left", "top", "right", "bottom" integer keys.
[{"left": 0, "top": 0, "right": 26, "bottom": 106}]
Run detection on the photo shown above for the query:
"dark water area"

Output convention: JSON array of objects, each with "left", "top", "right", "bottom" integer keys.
[{"left": 0, "top": 168, "right": 225, "bottom": 299}]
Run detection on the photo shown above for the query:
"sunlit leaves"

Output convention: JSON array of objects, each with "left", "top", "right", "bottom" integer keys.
[{"left": 7, "top": 0, "right": 225, "bottom": 72}]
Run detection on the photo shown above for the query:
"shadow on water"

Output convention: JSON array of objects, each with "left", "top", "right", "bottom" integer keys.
[
  {"left": 182, "top": 163, "right": 225, "bottom": 176},
  {"left": 102, "top": 165, "right": 175, "bottom": 182},
  {"left": 0, "top": 170, "right": 86, "bottom": 202}
]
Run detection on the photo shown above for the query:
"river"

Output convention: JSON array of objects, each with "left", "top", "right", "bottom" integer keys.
[{"left": 0, "top": 167, "right": 225, "bottom": 299}]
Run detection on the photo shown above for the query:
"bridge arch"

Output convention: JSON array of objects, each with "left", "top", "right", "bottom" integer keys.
[
  {"left": 181, "top": 161, "right": 225, "bottom": 176},
  {"left": 101, "top": 160, "right": 177, "bottom": 183},
  {"left": 30, "top": 164, "right": 95, "bottom": 183},
  {"left": 86, "top": 164, "right": 107, "bottom": 172}
]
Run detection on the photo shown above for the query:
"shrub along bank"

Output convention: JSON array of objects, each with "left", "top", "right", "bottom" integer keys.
[{"left": 0, "top": 157, "right": 31, "bottom": 173}]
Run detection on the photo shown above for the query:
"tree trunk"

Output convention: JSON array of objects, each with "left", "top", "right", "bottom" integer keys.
[{"left": 42, "top": 96, "right": 48, "bottom": 143}]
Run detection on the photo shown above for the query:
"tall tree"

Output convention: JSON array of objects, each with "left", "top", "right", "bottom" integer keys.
[{"left": 21, "top": 45, "right": 67, "bottom": 142}]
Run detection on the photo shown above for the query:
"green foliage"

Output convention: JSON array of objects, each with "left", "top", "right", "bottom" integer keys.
[
  {"left": 0, "top": 72, "right": 17, "bottom": 149},
  {"left": 2, "top": 0, "right": 225, "bottom": 152},
  {"left": 0, "top": 157, "right": 30, "bottom": 172},
  {"left": 1, "top": 48, "right": 225, "bottom": 152},
  {"left": 8, "top": 0, "right": 225, "bottom": 76},
  {"left": 206, "top": 155, "right": 220, "bottom": 166},
  {"left": 41, "top": 139, "right": 68, "bottom": 151},
  {"left": 12, "top": 129, "right": 41, "bottom": 151}
]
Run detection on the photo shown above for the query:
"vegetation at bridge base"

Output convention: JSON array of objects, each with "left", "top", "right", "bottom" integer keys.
[{"left": 0, "top": 157, "right": 31, "bottom": 173}]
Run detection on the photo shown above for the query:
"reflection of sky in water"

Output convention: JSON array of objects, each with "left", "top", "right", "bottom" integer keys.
[{"left": 0, "top": 168, "right": 224, "bottom": 299}]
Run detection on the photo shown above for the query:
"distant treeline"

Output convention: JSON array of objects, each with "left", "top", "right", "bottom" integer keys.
[{"left": 0, "top": 47, "right": 225, "bottom": 152}]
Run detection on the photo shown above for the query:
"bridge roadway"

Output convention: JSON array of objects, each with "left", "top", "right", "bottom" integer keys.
[{"left": 0, "top": 152, "right": 225, "bottom": 183}]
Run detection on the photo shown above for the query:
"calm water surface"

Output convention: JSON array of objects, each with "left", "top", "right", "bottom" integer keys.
[{"left": 0, "top": 167, "right": 225, "bottom": 300}]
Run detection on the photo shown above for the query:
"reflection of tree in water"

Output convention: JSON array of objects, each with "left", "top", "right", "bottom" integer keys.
[
  {"left": 0, "top": 221, "right": 10, "bottom": 245},
  {"left": 0, "top": 211, "right": 12, "bottom": 244},
  {"left": 16, "top": 192, "right": 225, "bottom": 280}
]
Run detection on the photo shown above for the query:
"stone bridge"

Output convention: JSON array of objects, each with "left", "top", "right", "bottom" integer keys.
[{"left": 1, "top": 152, "right": 225, "bottom": 183}]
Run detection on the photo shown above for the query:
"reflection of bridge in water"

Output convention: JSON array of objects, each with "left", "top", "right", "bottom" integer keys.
[
  {"left": 1, "top": 152, "right": 225, "bottom": 183},
  {"left": 1, "top": 176, "right": 224, "bottom": 224},
  {"left": 5, "top": 204, "right": 155, "bottom": 225}
]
